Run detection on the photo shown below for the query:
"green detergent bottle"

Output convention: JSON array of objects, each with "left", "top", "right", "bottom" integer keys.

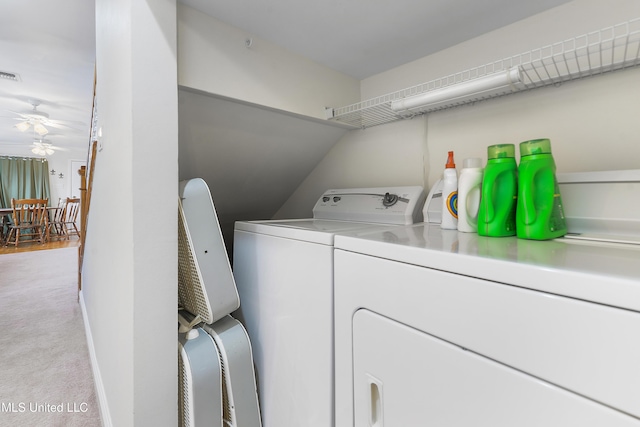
[
  {"left": 477, "top": 144, "right": 518, "bottom": 237},
  {"left": 516, "top": 138, "right": 567, "bottom": 240}
]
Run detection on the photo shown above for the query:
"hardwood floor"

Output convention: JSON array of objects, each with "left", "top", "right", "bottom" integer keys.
[{"left": 0, "top": 235, "right": 80, "bottom": 255}]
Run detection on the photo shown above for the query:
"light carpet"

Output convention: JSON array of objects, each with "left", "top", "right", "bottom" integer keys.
[{"left": 0, "top": 247, "right": 101, "bottom": 427}]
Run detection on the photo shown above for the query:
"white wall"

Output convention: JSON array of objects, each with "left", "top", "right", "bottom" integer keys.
[
  {"left": 282, "top": 0, "right": 640, "bottom": 213},
  {"left": 275, "top": 117, "right": 428, "bottom": 219},
  {"left": 177, "top": 3, "right": 360, "bottom": 120},
  {"left": 46, "top": 153, "right": 87, "bottom": 203},
  {"left": 82, "top": 1, "right": 178, "bottom": 426},
  {"left": 423, "top": 68, "right": 640, "bottom": 186}
]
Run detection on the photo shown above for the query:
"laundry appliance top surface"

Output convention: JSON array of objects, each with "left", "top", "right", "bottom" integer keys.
[
  {"left": 234, "top": 186, "right": 425, "bottom": 245},
  {"left": 333, "top": 169, "right": 640, "bottom": 310},
  {"left": 235, "top": 218, "right": 392, "bottom": 245},
  {"left": 334, "top": 222, "right": 640, "bottom": 312}
]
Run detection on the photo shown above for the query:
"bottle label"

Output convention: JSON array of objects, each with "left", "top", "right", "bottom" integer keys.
[
  {"left": 549, "top": 186, "right": 567, "bottom": 232},
  {"left": 505, "top": 195, "right": 517, "bottom": 232},
  {"left": 446, "top": 191, "right": 458, "bottom": 219}
]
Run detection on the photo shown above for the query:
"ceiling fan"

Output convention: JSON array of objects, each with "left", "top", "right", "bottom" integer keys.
[
  {"left": 9, "top": 99, "right": 73, "bottom": 136},
  {"left": 30, "top": 138, "right": 68, "bottom": 156},
  {"left": 1, "top": 136, "right": 69, "bottom": 156}
]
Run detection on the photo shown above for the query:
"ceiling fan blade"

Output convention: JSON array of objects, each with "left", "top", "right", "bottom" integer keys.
[
  {"left": 44, "top": 122, "right": 77, "bottom": 130},
  {"left": 6, "top": 110, "right": 29, "bottom": 118},
  {"left": 0, "top": 116, "right": 28, "bottom": 121},
  {"left": 47, "top": 118, "right": 86, "bottom": 126}
]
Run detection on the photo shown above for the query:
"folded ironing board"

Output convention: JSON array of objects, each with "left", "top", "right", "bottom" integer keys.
[{"left": 177, "top": 178, "right": 262, "bottom": 427}]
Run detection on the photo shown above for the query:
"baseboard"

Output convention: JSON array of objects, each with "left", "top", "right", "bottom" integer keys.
[{"left": 80, "top": 290, "right": 113, "bottom": 427}]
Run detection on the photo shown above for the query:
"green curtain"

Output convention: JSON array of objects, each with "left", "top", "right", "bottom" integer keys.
[{"left": 0, "top": 157, "right": 52, "bottom": 208}]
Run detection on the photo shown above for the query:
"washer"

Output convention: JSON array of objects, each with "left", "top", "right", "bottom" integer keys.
[
  {"left": 232, "top": 187, "right": 425, "bottom": 427},
  {"left": 333, "top": 171, "right": 640, "bottom": 427}
]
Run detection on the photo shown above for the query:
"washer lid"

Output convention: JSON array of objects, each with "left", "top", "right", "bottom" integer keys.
[{"left": 235, "top": 218, "right": 389, "bottom": 245}]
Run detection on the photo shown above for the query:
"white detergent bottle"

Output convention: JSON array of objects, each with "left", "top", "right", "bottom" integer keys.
[
  {"left": 457, "top": 157, "right": 484, "bottom": 233},
  {"left": 440, "top": 151, "right": 458, "bottom": 230}
]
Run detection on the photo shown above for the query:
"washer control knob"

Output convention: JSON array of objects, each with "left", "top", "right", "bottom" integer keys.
[
  {"left": 333, "top": 196, "right": 341, "bottom": 202},
  {"left": 383, "top": 192, "right": 398, "bottom": 207}
]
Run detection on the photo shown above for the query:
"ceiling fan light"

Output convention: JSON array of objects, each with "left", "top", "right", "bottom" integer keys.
[
  {"left": 32, "top": 146, "right": 44, "bottom": 156},
  {"left": 15, "top": 121, "right": 30, "bottom": 132},
  {"left": 34, "top": 122, "right": 49, "bottom": 135}
]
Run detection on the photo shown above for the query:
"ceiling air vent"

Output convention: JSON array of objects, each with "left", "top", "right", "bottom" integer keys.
[{"left": 0, "top": 71, "right": 20, "bottom": 81}]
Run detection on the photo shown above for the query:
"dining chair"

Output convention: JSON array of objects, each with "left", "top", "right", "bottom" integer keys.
[
  {"left": 5, "top": 198, "right": 49, "bottom": 247},
  {"left": 48, "top": 198, "right": 69, "bottom": 240},
  {"left": 0, "top": 208, "right": 12, "bottom": 245},
  {"left": 63, "top": 197, "right": 81, "bottom": 237}
]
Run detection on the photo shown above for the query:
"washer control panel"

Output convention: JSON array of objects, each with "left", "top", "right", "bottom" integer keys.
[{"left": 313, "top": 186, "right": 425, "bottom": 225}]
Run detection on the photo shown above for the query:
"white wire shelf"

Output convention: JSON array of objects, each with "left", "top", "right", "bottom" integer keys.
[{"left": 328, "top": 18, "right": 640, "bottom": 129}]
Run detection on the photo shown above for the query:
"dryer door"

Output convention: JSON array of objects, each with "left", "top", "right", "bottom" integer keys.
[{"left": 352, "top": 309, "right": 637, "bottom": 427}]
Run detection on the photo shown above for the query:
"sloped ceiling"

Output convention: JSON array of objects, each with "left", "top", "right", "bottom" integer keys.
[{"left": 178, "top": 88, "right": 351, "bottom": 240}]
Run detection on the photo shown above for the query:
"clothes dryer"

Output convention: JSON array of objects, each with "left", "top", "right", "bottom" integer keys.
[
  {"left": 333, "top": 171, "right": 640, "bottom": 427},
  {"left": 232, "top": 187, "right": 425, "bottom": 427}
]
